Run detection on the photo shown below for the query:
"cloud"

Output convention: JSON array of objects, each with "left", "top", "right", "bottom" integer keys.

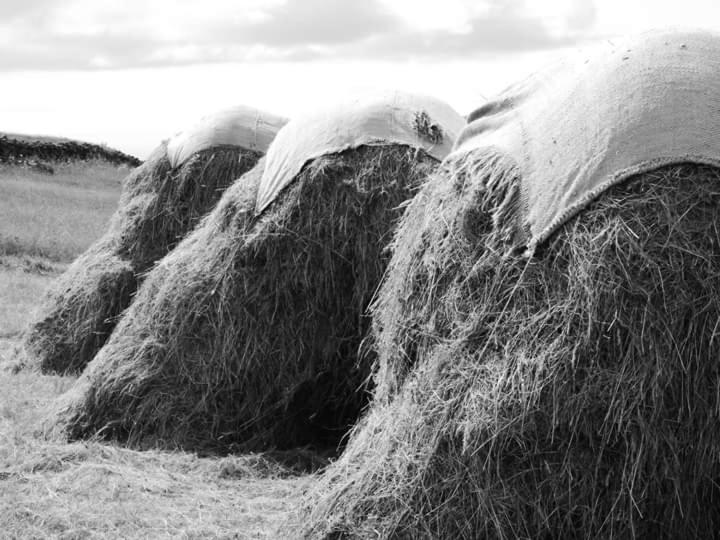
[
  {"left": 325, "top": 1, "right": 595, "bottom": 60},
  {"left": 365, "top": 12, "right": 575, "bottom": 59},
  {"left": 0, "top": 0, "right": 56, "bottom": 20},
  {"left": 0, "top": 0, "right": 595, "bottom": 70},
  {"left": 567, "top": 1, "right": 597, "bottom": 31},
  {"left": 226, "top": 0, "right": 400, "bottom": 46}
]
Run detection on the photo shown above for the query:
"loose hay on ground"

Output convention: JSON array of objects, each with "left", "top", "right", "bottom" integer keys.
[
  {"left": 293, "top": 158, "right": 720, "bottom": 539},
  {"left": 51, "top": 145, "right": 440, "bottom": 452},
  {"left": 22, "top": 143, "right": 262, "bottom": 374}
]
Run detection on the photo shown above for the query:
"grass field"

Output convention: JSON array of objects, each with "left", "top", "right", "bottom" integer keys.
[
  {"left": 0, "top": 160, "right": 124, "bottom": 337},
  {"left": 0, "top": 161, "right": 124, "bottom": 262},
  {"left": 0, "top": 159, "right": 309, "bottom": 538},
  {"left": 0, "top": 258, "right": 64, "bottom": 338}
]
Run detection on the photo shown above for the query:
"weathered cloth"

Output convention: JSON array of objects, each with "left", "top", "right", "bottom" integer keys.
[
  {"left": 455, "top": 29, "right": 720, "bottom": 251},
  {"left": 255, "top": 91, "right": 465, "bottom": 213},
  {"left": 166, "top": 106, "right": 288, "bottom": 168}
]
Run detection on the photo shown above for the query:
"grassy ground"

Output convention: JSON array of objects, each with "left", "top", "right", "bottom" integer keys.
[
  {"left": 0, "top": 161, "right": 124, "bottom": 262},
  {"left": 0, "top": 257, "right": 65, "bottom": 338},
  {"left": 0, "top": 160, "right": 123, "bottom": 337},
  {"left": 0, "top": 160, "right": 311, "bottom": 538},
  {"left": 0, "top": 366, "right": 310, "bottom": 539}
]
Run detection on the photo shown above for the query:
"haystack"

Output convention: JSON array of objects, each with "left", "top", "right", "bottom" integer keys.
[
  {"left": 295, "top": 30, "right": 720, "bottom": 539},
  {"left": 50, "top": 92, "right": 465, "bottom": 451},
  {"left": 22, "top": 106, "right": 287, "bottom": 374}
]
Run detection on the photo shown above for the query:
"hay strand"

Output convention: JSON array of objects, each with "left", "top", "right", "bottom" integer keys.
[
  {"left": 51, "top": 145, "right": 439, "bottom": 452},
  {"left": 294, "top": 156, "right": 720, "bottom": 539},
  {"left": 22, "top": 143, "right": 261, "bottom": 373}
]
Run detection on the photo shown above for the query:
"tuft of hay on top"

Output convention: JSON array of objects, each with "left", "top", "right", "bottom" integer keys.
[
  {"left": 293, "top": 156, "right": 720, "bottom": 539},
  {"left": 21, "top": 142, "right": 263, "bottom": 374},
  {"left": 50, "top": 145, "right": 440, "bottom": 452}
]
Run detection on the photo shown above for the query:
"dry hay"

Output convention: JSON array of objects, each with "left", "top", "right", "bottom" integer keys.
[
  {"left": 22, "top": 142, "right": 262, "bottom": 374},
  {"left": 51, "top": 145, "right": 440, "bottom": 452},
  {"left": 293, "top": 155, "right": 720, "bottom": 539}
]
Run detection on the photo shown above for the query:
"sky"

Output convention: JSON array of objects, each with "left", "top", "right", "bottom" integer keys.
[{"left": 2, "top": 0, "right": 720, "bottom": 158}]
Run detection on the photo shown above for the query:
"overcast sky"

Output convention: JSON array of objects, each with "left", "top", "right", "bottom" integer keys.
[{"left": 2, "top": 0, "right": 720, "bottom": 158}]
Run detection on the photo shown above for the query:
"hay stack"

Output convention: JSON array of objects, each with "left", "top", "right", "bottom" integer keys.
[
  {"left": 295, "top": 30, "right": 720, "bottom": 538},
  {"left": 22, "top": 106, "right": 286, "bottom": 374},
  {"left": 50, "top": 92, "right": 465, "bottom": 452}
]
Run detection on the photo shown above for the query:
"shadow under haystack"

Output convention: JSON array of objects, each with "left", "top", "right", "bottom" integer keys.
[
  {"left": 49, "top": 92, "right": 465, "bottom": 452},
  {"left": 21, "top": 107, "right": 286, "bottom": 374},
  {"left": 293, "top": 30, "right": 720, "bottom": 539}
]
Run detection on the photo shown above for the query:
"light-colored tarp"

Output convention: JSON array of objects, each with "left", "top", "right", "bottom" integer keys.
[
  {"left": 166, "top": 106, "right": 288, "bottom": 168},
  {"left": 454, "top": 28, "right": 720, "bottom": 252},
  {"left": 255, "top": 90, "right": 466, "bottom": 214}
]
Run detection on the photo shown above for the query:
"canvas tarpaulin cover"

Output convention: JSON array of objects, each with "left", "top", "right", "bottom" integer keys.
[
  {"left": 166, "top": 105, "right": 288, "bottom": 168},
  {"left": 255, "top": 90, "right": 466, "bottom": 213},
  {"left": 454, "top": 28, "right": 720, "bottom": 252}
]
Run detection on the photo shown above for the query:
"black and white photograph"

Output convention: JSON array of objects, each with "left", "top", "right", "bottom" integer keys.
[{"left": 2, "top": 1, "right": 720, "bottom": 538}]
